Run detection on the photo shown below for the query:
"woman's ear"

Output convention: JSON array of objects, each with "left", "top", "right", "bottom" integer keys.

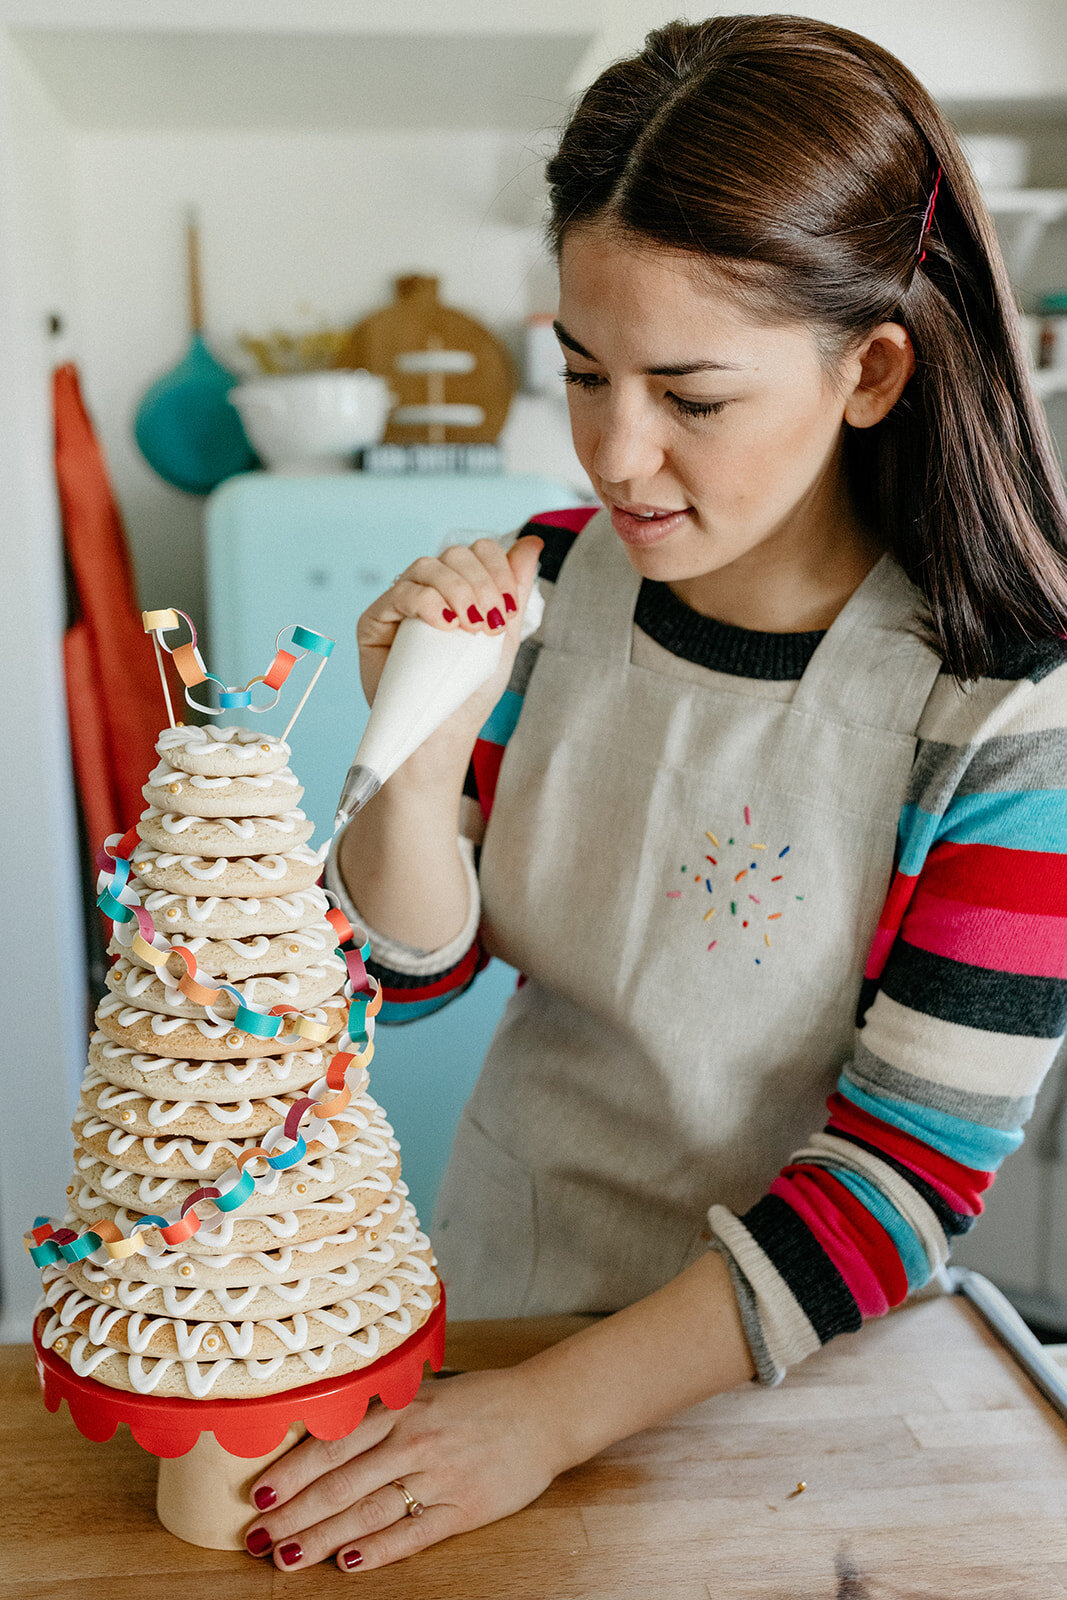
[{"left": 842, "top": 322, "right": 916, "bottom": 429}]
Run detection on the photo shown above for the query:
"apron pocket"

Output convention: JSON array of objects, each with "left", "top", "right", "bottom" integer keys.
[{"left": 431, "top": 1113, "right": 538, "bottom": 1319}]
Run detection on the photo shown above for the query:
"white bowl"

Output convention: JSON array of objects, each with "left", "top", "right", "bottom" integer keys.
[{"left": 229, "top": 370, "right": 393, "bottom": 473}]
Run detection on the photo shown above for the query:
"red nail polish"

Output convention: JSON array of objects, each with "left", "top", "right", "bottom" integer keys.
[
  {"left": 466, "top": 605, "right": 483, "bottom": 624},
  {"left": 504, "top": 592, "right": 517, "bottom": 613},
  {"left": 245, "top": 1527, "right": 272, "bottom": 1556},
  {"left": 279, "top": 1542, "right": 302, "bottom": 1566},
  {"left": 442, "top": 607, "right": 458, "bottom": 623},
  {"left": 341, "top": 1549, "right": 363, "bottom": 1569},
  {"left": 253, "top": 1485, "right": 276, "bottom": 1510},
  {"left": 487, "top": 607, "right": 504, "bottom": 629}
]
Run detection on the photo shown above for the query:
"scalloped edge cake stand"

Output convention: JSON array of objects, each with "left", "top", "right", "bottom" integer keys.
[{"left": 32, "top": 1292, "right": 446, "bottom": 1550}]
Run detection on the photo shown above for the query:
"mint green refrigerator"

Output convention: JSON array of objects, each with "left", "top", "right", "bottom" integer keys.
[{"left": 205, "top": 472, "right": 582, "bottom": 1223}]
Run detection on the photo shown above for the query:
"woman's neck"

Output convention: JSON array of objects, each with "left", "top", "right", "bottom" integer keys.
[{"left": 667, "top": 517, "right": 886, "bottom": 635}]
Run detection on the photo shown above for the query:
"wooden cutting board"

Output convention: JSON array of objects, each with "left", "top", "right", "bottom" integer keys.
[
  {"left": 4, "top": 1292, "right": 1066, "bottom": 1597},
  {"left": 334, "top": 274, "right": 516, "bottom": 444}
]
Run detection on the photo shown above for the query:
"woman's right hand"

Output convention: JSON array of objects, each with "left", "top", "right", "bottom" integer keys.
[{"left": 355, "top": 533, "right": 544, "bottom": 784}]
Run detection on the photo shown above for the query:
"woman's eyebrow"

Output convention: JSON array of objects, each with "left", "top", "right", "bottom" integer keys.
[{"left": 552, "top": 319, "right": 747, "bottom": 376}]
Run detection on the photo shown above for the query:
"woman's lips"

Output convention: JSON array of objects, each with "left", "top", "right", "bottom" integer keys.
[{"left": 609, "top": 503, "right": 692, "bottom": 546}]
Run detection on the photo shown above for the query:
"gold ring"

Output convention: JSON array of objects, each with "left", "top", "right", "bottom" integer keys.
[{"left": 390, "top": 1478, "right": 425, "bottom": 1518}]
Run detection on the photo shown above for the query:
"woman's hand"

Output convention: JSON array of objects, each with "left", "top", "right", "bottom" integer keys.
[
  {"left": 354, "top": 534, "right": 544, "bottom": 787},
  {"left": 243, "top": 1365, "right": 560, "bottom": 1573},
  {"left": 241, "top": 1256, "right": 754, "bottom": 1573}
]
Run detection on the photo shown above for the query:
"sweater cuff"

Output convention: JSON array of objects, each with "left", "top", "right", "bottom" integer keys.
[
  {"left": 707, "top": 1203, "right": 824, "bottom": 1377},
  {"left": 708, "top": 1239, "right": 786, "bottom": 1388},
  {"left": 324, "top": 831, "right": 481, "bottom": 975}
]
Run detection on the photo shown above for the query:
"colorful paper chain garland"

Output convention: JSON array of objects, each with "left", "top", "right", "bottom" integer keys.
[
  {"left": 95, "top": 824, "right": 365, "bottom": 1047},
  {"left": 27, "top": 863, "right": 381, "bottom": 1266},
  {"left": 25, "top": 609, "right": 386, "bottom": 1270},
  {"left": 142, "top": 609, "right": 334, "bottom": 717}
]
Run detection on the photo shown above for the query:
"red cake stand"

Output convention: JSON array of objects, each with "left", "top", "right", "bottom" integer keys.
[{"left": 32, "top": 1292, "right": 446, "bottom": 1549}]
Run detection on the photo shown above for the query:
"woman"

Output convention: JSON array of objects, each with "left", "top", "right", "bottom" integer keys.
[{"left": 245, "top": 15, "right": 1067, "bottom": 1572}]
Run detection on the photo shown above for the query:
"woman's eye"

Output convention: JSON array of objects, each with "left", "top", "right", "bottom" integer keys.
[
  {"left": 560, "top": 369, "right": 729, "bottom": 419},
  {"left": 560, "top": 367, "right": 604, "bottom": 389},
  {"left": 669, "top": 395, "right": 730, "bottom": 418}
]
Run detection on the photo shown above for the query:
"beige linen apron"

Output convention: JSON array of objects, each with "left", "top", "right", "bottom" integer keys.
[{"left": 433, "top": 510, "right": 943, "bottom": 1317}]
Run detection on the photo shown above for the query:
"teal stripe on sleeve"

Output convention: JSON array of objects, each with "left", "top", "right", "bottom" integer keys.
[
  {"left": 896, "top": 790, "right": 1067, "bottom": 876},
  {"left": 830, "top": 1168, "right": 931, "bottom": 1288},
  {"left": 378, "top": 993, "right": 466, "bottom": 1024},
  {"left": 938, "top": 788, "right": 1067, "bottom": 852},
  {"left": 896, "top": 804, "right": 941, "bottom": 877},
  {"left": 836, "top": 1075, "right": 1024, "bottom": 1169},
  {"left": 478, "top": 688, "right": 524, "bottom": 747}
]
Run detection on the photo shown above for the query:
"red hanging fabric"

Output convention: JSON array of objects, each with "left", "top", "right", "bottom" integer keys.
[{"left": 54, "top": 363, "right": 166, "bottom": 843}]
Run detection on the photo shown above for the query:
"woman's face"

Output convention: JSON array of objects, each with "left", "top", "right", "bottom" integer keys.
[{"left": 556, "top": 223, "right": 877, "bottom": 586}]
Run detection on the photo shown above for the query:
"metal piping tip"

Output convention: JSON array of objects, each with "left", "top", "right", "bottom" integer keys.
[{"left": 332, "top": 764, "right": 383, "bottom": 835}]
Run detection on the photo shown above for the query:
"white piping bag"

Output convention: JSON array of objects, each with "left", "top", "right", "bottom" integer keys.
[{"left": 332, "top": 539, "right": 544, "bottom": 833}]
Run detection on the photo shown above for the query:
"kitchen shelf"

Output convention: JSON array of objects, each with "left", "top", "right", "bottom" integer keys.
[{"left": 984, "top": 187, "right": 1067, "bottom": 279}]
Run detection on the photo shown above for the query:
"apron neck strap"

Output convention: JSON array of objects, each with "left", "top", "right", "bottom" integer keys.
[
  {"left": 790, "top": 552, "right": 942, "bottom": 734},
  {"left": 540, "top": 508, "right": 644, "bottom": 656}
]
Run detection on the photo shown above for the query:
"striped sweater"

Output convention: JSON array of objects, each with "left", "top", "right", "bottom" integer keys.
[{"left": 327, "top": 507, "right": 1067, "bottom": 1383}]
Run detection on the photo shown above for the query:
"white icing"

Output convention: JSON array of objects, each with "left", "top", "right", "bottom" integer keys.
[
  {"left": 69, "top": 1186, "right": 363, "bottom": 1247},
  {"left": 75, "top": 1152, "right": 190, "bottom": 1203},
  {"left": 140, "top": 885, "right": 328, "bottom": 923},
  {"left": 145, "top": 808, "right": 307, "bottom": 839},
  {"left": 80, "top": 1112, "right": 364, "bottom": 1172},
  {"left": 97, "top": 993, "right": 229, "bottom": 1039},
  {"left": 147, "top": 761, "right": 299, "bottom": 792},
  {"left": 200, "top": 927, "right": 327, "bottom": 956},
  {"left": 76, "top": 1087, "right": 383, "bottom": 1173},
  {"left": 239, "top": 962, "right": 341, "bottom": 1001},
  {"left": 90, "top": 1030, "right": 327, "bottom": 1086},
  {"left": 77, "top": 1112, "right": 274, "bottom": 1168},
  {"left": 77, "top": 1193, "right": 308, "bottom": 1250},
  {"left": 114, "top": 924, "right": 331, "bottom": 964},
  {"left": 74, "top": 1147, "right": 325, "bottom": 1204},
  {"left": 157, "top": 725, "right": 289, "bottom": 759},
  {"left": 41, "top": 1269, "right": 434, "bottom": 1395},
  {"left": 71, "top": 1216, "right": 424, "bottom": 1315},
  {"left": 109, "top": 953, "right": 344, "bottom": 1014},
  {"left": 135, "top": 843, "right": 324, "bottom": 882},
  {"left": 101, "top": 1190, "right": 407, "bottom": 1278},
  {"left": 114, "top": 965, "right": 155, "bottom": 1000},
  {"left": 85, "top": 1070, "right": 292, "bottom": 1128}
]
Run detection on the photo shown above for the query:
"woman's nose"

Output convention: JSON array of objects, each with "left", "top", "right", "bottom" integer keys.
[{"left": 591, "top": 402, "right": 664, "bottom": 487}]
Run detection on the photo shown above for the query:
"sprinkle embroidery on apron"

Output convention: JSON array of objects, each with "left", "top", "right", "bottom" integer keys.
[{"left": 666, "top": 809, "right": 803, "bottom": 960}]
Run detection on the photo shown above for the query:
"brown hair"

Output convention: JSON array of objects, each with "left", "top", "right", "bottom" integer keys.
[{"left": 545, "top": 14, "right": 1067, "bottom": 682}]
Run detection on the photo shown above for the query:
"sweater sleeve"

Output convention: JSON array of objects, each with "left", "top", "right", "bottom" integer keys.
[
  {"left": 709, "top": 647, "right": 1067, "bottom": 1383},
  {"left": 323, "top": 828, "right": 490, "bottom": 1024},
  {"left": 325, "top": 508, "right": 595, "bottom": 1024}
]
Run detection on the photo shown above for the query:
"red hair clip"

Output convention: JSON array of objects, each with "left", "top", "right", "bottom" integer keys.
[{"left": 918, "top": 166, "right": 942, "bottom": 262}]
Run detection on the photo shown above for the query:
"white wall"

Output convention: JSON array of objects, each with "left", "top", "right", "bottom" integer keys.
[
  {"left": 0, "top": 37, "right": 86, "bottom": 1340},
  {"left": 585, "top": 0, "right": 1067, "bottom": 100},
  {"left": 11, "top": 0, "right": 1061, "bottom": 100},
  {"left": 69, "top": 127, "right": 556, "bottom": 626}
]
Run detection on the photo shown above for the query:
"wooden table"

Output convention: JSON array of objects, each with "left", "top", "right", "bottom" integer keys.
[{"left": 4, "top": 1291, "right": 1067, "bottom": 1599}]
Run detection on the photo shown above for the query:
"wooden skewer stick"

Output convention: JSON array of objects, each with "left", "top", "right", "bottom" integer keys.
[
  {"left": 152, "top": 634, "right": 176, "bottom": 728},
  {"left": 282, "top": 656, "right": 328, "bottom": 741}
]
